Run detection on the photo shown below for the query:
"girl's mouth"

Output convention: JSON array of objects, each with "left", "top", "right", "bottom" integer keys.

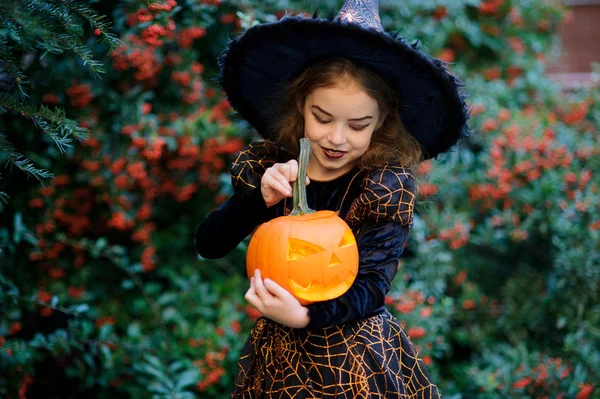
[{"left": 322, "top": 147, "right": 347, "bottom": 160}]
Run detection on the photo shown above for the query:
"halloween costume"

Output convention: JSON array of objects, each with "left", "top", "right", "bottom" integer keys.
[
  {"left": 196, "top": 0, "right": 471, "bottom": 397},
  {"left": 197, "top": 142, "right": 438, "bottom": 398}
]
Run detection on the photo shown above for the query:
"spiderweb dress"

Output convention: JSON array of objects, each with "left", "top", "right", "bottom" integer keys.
[{"left": 196, "top": 141, "right": 441, "bottom": 399}]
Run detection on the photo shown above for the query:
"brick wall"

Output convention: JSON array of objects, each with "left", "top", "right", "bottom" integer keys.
[{"left": 546, "top": 0, "right": 600, "bottom": 86}]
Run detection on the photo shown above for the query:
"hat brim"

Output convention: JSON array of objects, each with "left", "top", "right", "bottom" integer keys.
[{"left": 219, "top": 15, "right": 471, "bottom": 160}]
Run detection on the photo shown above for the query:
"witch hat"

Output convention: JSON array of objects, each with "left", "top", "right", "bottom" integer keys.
[{"left": 219, "top": 0, "right": 471, "bottom": 160}]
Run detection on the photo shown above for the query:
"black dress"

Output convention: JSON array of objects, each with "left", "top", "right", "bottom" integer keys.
[{"left": 196, "top": 141, "right": 441, "bottom": 399}]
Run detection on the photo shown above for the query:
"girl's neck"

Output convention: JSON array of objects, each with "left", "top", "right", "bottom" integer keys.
[{"left": 306, "top": 159, "right": 357, "bottom": 182}]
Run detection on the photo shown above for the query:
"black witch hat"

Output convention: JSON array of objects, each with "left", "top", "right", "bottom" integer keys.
[{"left": 218, "top": 0, "right": 471, "bottom": 160}]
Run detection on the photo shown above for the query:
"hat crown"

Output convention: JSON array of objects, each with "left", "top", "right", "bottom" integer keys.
[{"left": 337, "top": 0, "right": 383, "bottom": 32}]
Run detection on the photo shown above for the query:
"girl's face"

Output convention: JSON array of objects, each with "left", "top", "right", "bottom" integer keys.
[{"left": 301, "top": 75, "right": 380, "bottom": 181}]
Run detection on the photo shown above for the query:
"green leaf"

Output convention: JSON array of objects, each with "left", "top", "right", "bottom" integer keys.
[
  {"left": 70, "top": 304, "right": 89, "bottom": 314},
  {"left": 174, "top": 369, "right": 200, "bottom": 392},
  {"left": 137, "top": 364, "right": 174, "bottom": 390}
]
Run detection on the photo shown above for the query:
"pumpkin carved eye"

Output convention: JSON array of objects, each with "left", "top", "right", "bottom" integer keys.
[
  {"left": 338, "top": 229, "right": 356, "bottom": 247},
  {"left": 287, "top": 239, "right": 323, "bottom": 260},
  {"left": 287, "top": 229, "right": 356, "bottom": 267}
]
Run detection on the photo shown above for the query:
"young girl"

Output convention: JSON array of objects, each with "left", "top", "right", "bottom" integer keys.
[{"left": 196, "top": 1, "right": 470, "bottom": 397}]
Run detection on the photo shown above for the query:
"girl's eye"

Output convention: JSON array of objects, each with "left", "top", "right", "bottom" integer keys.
[
  {"left": 314, "top": 115, "right": 330, "bottom": 124},
  {"left": 313, "top": 114, "right": 367, "bottom": 131}
]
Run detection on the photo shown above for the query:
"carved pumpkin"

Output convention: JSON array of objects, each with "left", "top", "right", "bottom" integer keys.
[{"left": 246, "top": 138, "right": 359, "bottom": 305}]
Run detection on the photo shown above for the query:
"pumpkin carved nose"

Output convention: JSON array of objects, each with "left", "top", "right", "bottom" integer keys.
[{"left": 329, "top": 253, "right": 341, "bottom": 266}]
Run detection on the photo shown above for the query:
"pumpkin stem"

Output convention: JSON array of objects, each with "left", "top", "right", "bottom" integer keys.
[{"left": 290, "top": 138, "right": 315, "bottom": 216}]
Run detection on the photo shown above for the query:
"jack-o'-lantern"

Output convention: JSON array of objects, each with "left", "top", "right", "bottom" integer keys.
[{"left": 246, "top": 138, "right": 359, "bottom": 305}]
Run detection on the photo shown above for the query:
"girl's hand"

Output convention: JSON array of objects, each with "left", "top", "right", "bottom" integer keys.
[
  {"left": 245, "top": 269, "right": 310, "bottom": 329},
  {"left": 261, "top": 160, "right": 310, "bottom": 208}
]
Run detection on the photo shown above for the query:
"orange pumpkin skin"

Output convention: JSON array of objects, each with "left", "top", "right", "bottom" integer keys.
[{"left": 246, "top": 210, "right": 359, "bottom": 305}]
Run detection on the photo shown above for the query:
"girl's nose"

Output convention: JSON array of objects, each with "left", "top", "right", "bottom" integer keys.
[{"left": 328, "top": 125, "right": 346, "bottom": 145}]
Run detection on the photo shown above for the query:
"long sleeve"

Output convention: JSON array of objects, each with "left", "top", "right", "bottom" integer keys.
[
  {"left": 305, "top": 164, "right": 416, "bottom": 329},
  {"left": 195, "top": 140, "right": 282, "bottom": 259},
  {"left": 195, "top": 187, "right": 274, "bottom": 259},
  {"left": 305, "top": 221, "right": 409, "bottom": 328}
]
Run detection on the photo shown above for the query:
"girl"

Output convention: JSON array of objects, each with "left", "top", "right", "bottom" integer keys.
[{"left": 196, "top": 1, "right": 470, "bottom": 397}]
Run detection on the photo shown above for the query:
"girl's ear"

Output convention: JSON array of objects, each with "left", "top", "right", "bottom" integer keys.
[
  {"left": 297, "top": 99, "right": 304, "bottom": 115},
  {"left": 375, "top": 113, "right": 386, "bottom": 130}
]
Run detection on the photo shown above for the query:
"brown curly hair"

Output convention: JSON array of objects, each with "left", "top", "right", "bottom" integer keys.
[{"left": 270, "top": 57, "right": 424, "bottom": 170}]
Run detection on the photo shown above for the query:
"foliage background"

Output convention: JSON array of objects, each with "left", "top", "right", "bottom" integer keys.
[{"left": 0, "top": 0, "right": 598, "bottom": 398}]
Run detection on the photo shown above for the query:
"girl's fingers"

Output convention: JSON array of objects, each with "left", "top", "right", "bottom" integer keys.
[
  {"left": 275, "top": 174, "right": 293, "bottom": 195},
  {"left": 253, "top": 269, "right": 273, "bottom": 302},
  {"left": 244, "top": 281, "right": 262, "bottom": 309},
  {"left": 274, "top": 163, "right": 291, "bottom": 182},
  {"left": 273, "top": 179, "right": 291, "bottom": 197},
  {"left": 263, "top": 278, "right": 294, "bottom": 301},
  {"left": 264, "top": 173, "right": 290, "bottom": 197},
  {"left": 262, "top": 162, "right": 309, "bottom": 199},
  {"left": 284, "top": 160, "right": 307, "bottom": 187},
  {"left": 286, "top": 160, "right": 299, "bottom": 182}
]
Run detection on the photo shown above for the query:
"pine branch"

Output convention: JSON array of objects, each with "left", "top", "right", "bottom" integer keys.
[
  {"left": 0, "top": 0, "right": 118, "bottom": 81},
  {"left": 0, "top": 0, "right": 108, "bottom": 203},
  {"left": 21, "top": 0, "right": 84, "bottom": 42},
  {"left": 32, "top": 112, "right": 88, "bottom": 154},
  {"left": 0, "top": 171, "right": 9, "bottom": 203},
  {"left": 70, "top": 44, "right": 106, "bottom": 78},
  {"left": 0, "top": 7, "right": 36, "bottom": 52},
  {"left": 0, "top": 128, "right": 54, "bottom": 183},
  {"left": 36, "top": 32, "right": 82, "bottom": 55},
  {"left": 0, "top": 33, "right": 30, "bottom": 99},
  {"left": 69, "top": 2, "right": 121, "bottom": 51},
  {"left": 0, "top": 94, "right": 89, "bottom": 152}
]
